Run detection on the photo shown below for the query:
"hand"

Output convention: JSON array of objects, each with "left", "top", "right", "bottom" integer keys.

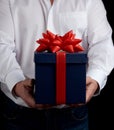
[
  {"left": 13, "top": 77, "right": 99, "bottom": 109},
  {"left": 86, "top": 76, "right": 99, "bottom": 103},
  {"left": 12, "top": 79, "right": 52, "bottom": 109}
]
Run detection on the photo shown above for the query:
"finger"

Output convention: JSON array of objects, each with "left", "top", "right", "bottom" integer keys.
[
  {"left": 86, "top": 82, "right": 98, "bottom": 103},
  {"left": 69, "top": 103, "right": 84, "bottom": 107},
  {"left": 23, "top": 93, "right": 36, "bottom": 108},
  {"left": 35, "top": 104, "right": 52, "bottom": 109},
  {"left": 86, "top": 76, "right": 92, "bottom": 86},
  {"left": 29, "top": 79, "right": 35, "bottom": 86},
  {"left": 23, "top": 79, "right": 35, "bottom": 87}
]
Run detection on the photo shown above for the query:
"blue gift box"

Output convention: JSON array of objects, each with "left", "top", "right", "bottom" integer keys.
[{"left": 34, "top": 52, "right": 87, "bottom": 105}]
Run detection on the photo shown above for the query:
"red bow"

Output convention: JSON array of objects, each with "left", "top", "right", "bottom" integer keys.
[{"left": 36, "top": 30, "right": 84, "bottom": 53}]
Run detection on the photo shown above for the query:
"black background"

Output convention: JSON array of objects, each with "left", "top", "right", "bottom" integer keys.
[{"left": 88, "top": 0, "right": 114, "bottom": 129}]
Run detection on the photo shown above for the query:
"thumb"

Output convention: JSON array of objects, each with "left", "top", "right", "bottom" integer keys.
[
  {"left": 23, "top": 79, "right": 35, "bottom": 87},
  {"left": 86, "top": 76, "right": 92, "bottom": 86}
]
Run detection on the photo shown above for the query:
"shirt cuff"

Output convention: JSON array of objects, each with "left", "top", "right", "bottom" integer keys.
[
  {"left": 5, "top": 69, "right": 25, "bottom": 92},
  {"left": 86, "top": 69, "right": 107, "bottom": 95}
]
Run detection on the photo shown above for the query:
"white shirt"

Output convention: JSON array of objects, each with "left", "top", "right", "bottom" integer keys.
[{"left": 0, "top": 0, "right": 114, "bottom": 107}]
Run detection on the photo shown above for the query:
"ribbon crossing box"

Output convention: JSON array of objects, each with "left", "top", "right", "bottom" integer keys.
[{"left": 34, "top": 52, "right": 87, "bottom": 105}]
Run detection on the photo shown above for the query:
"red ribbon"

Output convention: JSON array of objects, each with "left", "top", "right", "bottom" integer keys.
[
  {"left": 36, "top": 30, "right": 84, "bottom": 104},
  {"left": 56, "top": 52, "right": 66, "bottom": 104}
]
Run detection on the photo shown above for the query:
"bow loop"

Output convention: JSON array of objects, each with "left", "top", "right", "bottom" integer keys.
[{"left": 36, "top": 30, "right": 84, "bottom": 53}]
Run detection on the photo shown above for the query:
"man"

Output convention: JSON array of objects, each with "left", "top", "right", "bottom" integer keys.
[{"left": 0, "top": 0, "right": 114, "bottom": 130}]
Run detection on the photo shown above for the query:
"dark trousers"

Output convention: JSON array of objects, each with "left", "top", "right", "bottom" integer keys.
[{"left": 0, "top": 90, "right": 88, "bottom": 130}]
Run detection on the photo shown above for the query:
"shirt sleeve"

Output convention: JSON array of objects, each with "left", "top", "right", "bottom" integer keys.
[
  {"left": 86, "top": 0, "right": 114, "bottom": 92},
  {"left": 0, "top": 0, "right": 25, "bottom": 92}
]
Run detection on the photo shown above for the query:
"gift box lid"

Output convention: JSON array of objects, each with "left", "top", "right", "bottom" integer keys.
[{"left": 34, "top": 52, "right": 87, "bottom": 64}]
